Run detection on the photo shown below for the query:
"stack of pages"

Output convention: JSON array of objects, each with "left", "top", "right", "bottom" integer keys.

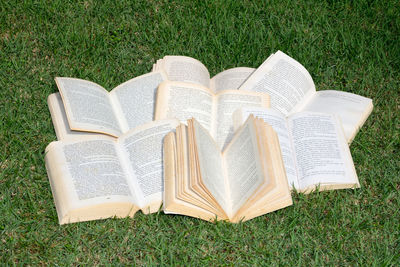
[{"left": 45, "top": 51, "right": 373, "bottom": 224}]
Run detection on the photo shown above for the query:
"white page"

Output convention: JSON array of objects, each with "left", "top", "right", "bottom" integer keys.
[
  {"left": 239, "top": 51, "right": 316, "bottom": 116},
  {"left": 118, "top": 119, "right": 180, "bottom": 207},
  {"left": 210, "top": 67, "right": 255, "bottom": 92},
  {"left": 232, "top": 107, "right": 299, "bottom": 189},
  {"left": 109, "top": 71, "right": 167, "bottom": 132},
  {"left": 55, "top": 137, "right": 138, "bottom": 208},
  {"left": 215, "top": 91, "right": 268, "bottom": 149},
  {"left": 302, "top": 90, "right": 373, "bottom": 143},
  {"left": 55, "top": 77, "right": 123, "bottom": 136},
  {"left": 223, "top": 119, "right": 265, "bottom": 217},
  {"left": 193, "top": 119, "right": 230, "bottom": 214},
  {"left": 47, "top": 93, "right": 101, "bottom": 140},
  {"left": 157, "top": 82, "right": 214, "bottom": 133},
  {"left": 161, "top": 55, "right": 210, "bottom": 87},
  {"left": 288, "top": 112, "right": 358, "bottom": 190}
]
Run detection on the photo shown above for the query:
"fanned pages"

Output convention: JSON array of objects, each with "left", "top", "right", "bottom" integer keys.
[
  {"left": 233, "top": 107, "right": 359, "bottom": 193},
  {"left": 239, "top": 51, "right": 373, "bottom": 143},
  {"left": 153, "top": 55, "right": 255, "bottom": 92},
  {"left": 54, "top": 71, "right": 167, "bottom": 137},
  {"left": 45, "top": 119, "right": 179, "bottom": 224},
  {"left": 155, "top": 81, "right": 270, "bottom": 149},
  {"left": 163, "top": 116, "right": 292, "bottom": 223}
]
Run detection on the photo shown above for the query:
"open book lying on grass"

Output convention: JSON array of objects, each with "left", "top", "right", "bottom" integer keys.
[
  {"left": 153, "top": 55, "right": 255, "bottom": 92},
  {"left": 163, "top": 116, "right": 292, "bottom": 223},
  {"left": 54, "top": 71, "right": 166, "bottom": 137},
  {"left": 155, "top": 80, "right": 270, "bottom": 149},
  {"left": 239, "top": 51, "right": 373, "bottom": 143},
  {"left": 234, "top": 108, "right": 360, "bottom": 193},
  {"left": 45, "top": 119, "right": 179, "bottom": 224}
]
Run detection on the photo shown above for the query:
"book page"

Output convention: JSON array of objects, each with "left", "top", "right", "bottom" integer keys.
[
  {"left": 239, "top": 51, "right": 316, "bottom": 116},
  {"left": 302, "top": 90, "right": 373, "bottom": 143},
  {"left": 55, "top": 77, "right": 122, "bottom": 137},
  {"left": 210, "top": 67, "right": 255, "bottom": 92},
  {"left": 223, "top": 118, "right": 265, "bottom": 217},
  {"left": 174, "top": 125, "right": 222, "bottom": 213},
  {"left": 230, "top": 119, "right": 292, "bottom": 222},
  {"left": 288, "top": 112, "right": 358, "bottom": 190},
  {"left": 45, "top": 140, "right": 140, "bottom": 224},
  {"left": 109, "top": 71, "right": 167, "bottom": 132},
  {"left": 215, "top": 91, "right": 269, "bottom": 149},
  {"left": 47, "top": 93, "right": 101, "bottom": 140},
  {"left": 163, "top": 130, "right": 227, "bottom": 221},
  {"left": 232, "top": 107, "right": 299, "bottom": 189},
  {"left": 55, "top": 138, "right": 137, "bottom": 205},
  {"left": 118, "top": 119, "right": 180, "bottom": 210},
  {"left": 161, "top": 56, "right": 210, "bottom": 87},
  {"left": 155, "top": 81, "right": 215, "bottom": 133},
  {"left": 162, "top": 131, "right": 219, "bottom": 221},
  {"left": 192, "top": 119, "right": 230, "bottom": 214}
]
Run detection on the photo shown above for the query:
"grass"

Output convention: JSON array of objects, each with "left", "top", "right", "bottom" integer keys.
[{"left": 0, "top": 0, "right": 399, "bottom": 265}]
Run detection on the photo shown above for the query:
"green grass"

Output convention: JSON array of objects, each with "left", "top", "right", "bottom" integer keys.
[{"left": 1, "top": 0, "right": 399, "bottom": 265}]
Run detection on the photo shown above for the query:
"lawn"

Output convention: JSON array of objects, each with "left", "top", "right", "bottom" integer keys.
[{"left": 1, "top": 0, "right": 399, "bottom": 265}]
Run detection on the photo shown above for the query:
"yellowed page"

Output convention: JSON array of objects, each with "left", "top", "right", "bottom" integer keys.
[
  {"left": 163, "top": 132, "right": 219, "bottom": 221},
  {"left": 186, "top": 121, "right": 228, "bottom": 218},
  {"left": 175, "top": 125, "right": 222, "bottom": 214}
]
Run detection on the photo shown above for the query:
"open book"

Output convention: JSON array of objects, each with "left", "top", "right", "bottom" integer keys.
[
  {"left": 154, "top": 81, "right": 270, "bottom": 149},
  {"left": 45, "top": 119, "right": 179, "bottom": 224},
  {"left": 54, "top": 71, "right": 167, "bottom": 137},
  {"left": 163, "top": 117, "right": 292, "bottom": 223},
  {"left": 153, "top": 55, "right": 255, "bottom": 92},
  {"left": 239, "top": 51, "right": 373, "bottom": 143},
  {"left": 234, "top": 108, "right": 360, "bottom": 193}
]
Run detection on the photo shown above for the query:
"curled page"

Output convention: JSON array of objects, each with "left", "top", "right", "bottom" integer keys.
[{"left": 210, "top": 67, "right": 255, "bottom": 92}]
